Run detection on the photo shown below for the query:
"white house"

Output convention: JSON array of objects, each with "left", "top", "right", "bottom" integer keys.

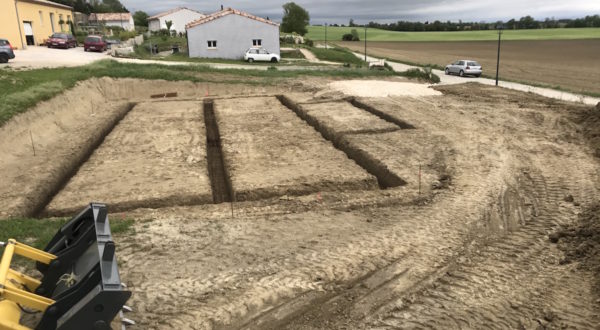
[
  {"left": 89, "top": 13, "right": 135, "bottom": 31},
  {"left": 148, "top": 7, "right": 205, "bottom": 33},
  {"left": 186, "top": 8, "right": 280, "bottom": 60}
]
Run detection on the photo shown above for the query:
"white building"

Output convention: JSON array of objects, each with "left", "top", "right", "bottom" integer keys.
[
  {"left": 148, "top": 7, "right": 205, "bottom": 34},
  {"left": 186, "top": 8, "right": 280, "bottom": 59},
  {"left": 89, "top": 13, "right": 134, "bottom": 31}
]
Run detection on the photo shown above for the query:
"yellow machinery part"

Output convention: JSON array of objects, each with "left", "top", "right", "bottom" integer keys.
[
  {"left": 0, "top": 300, "right": 30, "bottom": 330},
  {"left": 0, "top": 239, "right": 56, "bottom": 329}
]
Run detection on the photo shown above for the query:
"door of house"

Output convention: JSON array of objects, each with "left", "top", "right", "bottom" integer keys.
[{"left": 23, "top": 21, "right": 34, "bottom": 45}]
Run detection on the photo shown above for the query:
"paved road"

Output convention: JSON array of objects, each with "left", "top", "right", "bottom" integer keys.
[{"left": 354, "top": 51, "right": 600, "bottom": 106}]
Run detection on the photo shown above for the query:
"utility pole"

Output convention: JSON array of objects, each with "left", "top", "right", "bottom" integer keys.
[
  {"left": 495, "top": 25, "right": 503, "bottom": 86},
  {"left": 364, "top": 25, "right": 367, "bottom": 62},
  {"left": 325, "top": 23, "right": 327, "bottom": 49}
]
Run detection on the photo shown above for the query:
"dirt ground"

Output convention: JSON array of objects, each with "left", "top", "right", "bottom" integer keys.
[
  {"left": 1, "top": 75, "right": 599, "bottom": 330},
  {"left": 45, "top": 101, "right": 212, "bottom": 216},
  {"left": 339, "top": 39, "right": 600, "bottom": 95},
  {"left": 214, "top": 96, "right": 378, "bottom": 201}
]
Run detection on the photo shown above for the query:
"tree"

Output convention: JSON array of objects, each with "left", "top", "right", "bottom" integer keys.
[
  {"left": 133, "top": 11, "right": 149, "bottom": 27},
  {"left": 165, "top": 20, "right": 173, "bottom": 31},
  {"left": 349, "top": 18, "right": 355, "bottom": 27},
  {"left": 281, "top": 2, "right": 309, "bottom": 36}
]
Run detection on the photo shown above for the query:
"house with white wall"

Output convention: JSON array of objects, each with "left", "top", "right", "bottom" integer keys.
[
  {"left": 186, "top": 8, "right": 280, "bottom": 60},
  {"left": 89, "top": 12, "right": 134, "bottom": 31},
  {"left": 148, "top": 7, "right": 205, "bottom": 33}
]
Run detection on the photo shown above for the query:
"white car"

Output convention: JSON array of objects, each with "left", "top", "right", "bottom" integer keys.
[
  {"left": 244, "top": 47, "right": 280, "bottom": 63},
  {"left": 445, "top": 59, "right": 482, "bottom": 77}
]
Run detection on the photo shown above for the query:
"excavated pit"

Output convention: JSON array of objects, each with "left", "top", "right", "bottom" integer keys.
[
  {"left": 44, "top": 100, "right": 213, "bottom": 216},
  {"left": 213, "top": 96, "right": 379, "bottom": 201},
  {"left": 277, "top": 95, "right": 407, "bottom": 189}
]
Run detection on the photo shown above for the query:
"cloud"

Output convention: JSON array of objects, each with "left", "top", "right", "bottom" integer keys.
[{"left": 122, "top": 0, "right": 600, "bottom": 24}]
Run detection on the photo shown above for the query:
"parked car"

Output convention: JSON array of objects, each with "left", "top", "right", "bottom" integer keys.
[
  {"left": 84, "top": 35, "right": 107, "bottom": 52},
  {"left": 244, "top": 47, "right": 280, "bottom": 63},
  {"left": 46, "top": 33, "right": 77, "bottom": 49},
  {"left": 0, "top": 38, "right": 16, "bottom": 63},
  {"left": 445, "top": 60, "right": 482, "bottom": 77}
]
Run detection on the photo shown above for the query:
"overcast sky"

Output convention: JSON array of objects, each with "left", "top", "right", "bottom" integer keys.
[{"left": 124, "top": 0, "right": 600, "bottom": 24}]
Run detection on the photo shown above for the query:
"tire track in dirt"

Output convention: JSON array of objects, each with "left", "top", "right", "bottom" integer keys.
[{"left": 369, "top": 172, "right": 600, "bottom": 330}]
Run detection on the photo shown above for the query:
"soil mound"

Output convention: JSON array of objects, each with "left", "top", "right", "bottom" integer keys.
[{"left": 551, "top": 203, "right": 600, "bottom": 294}]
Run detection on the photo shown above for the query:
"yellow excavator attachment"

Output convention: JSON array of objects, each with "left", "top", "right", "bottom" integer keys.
[{"left": 0, "top": 203, "right": 132, "bottom": 330}]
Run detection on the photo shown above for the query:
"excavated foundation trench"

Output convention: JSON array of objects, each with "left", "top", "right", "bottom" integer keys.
[
  {"left": 277, "top": 95, "right": 407, "bottom": 189},
  {"left": 350, "top": 98, "right": 416, "bottom": 129},
  {"left": 203, "top": 99, "right": 234, "bottom": 203},
  {"left": 35, "top": 102, "right": 137, "bottom": 217}
]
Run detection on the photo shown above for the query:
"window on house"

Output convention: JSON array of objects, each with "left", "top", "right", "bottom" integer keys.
[
  {"left": 49, "top": 13, "right": 55, "bottom": 32},
  {"left": 252, "top": 39, "right": 262, "bottom": 46},
  {"left": 207, "top": 40, "right": 217, "bottom": 48}
]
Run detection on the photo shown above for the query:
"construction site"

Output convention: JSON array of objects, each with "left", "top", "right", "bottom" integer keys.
[{"left": 0, "top": 74, "right": 599, "bottom": 329}]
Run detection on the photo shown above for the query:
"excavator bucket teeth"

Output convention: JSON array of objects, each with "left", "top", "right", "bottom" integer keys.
[{"left": 0, "top": 203, "right": 132, "bottom": 330}]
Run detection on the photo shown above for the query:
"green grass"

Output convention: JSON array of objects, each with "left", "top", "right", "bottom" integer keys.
[
  {"left": 0, "top": 217, "right": 134, "bottom": 251},
  {"left": 0, "top": 59, "right": 400, "bottom": 126},
  {"left": 308, "top": 46, "right": 366, "bottom": 65},
  {"left": 306, "top": 26, "right": 600, "bottom": 42}
]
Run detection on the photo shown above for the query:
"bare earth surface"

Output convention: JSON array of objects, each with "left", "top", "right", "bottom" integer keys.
[
  {"left": 339, "top": 39, "right": 600, "bottom": 95},
  {"left": 1, "top": 76, "right": 599, "bottom": 330},
  {"left": 214, "top": 96, "right": 378, "bottom": 201},
  {"left": 45, "top": 101, "right": 212, "bottom": 216}
]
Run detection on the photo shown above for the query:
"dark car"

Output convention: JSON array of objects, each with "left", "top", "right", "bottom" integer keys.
[
  {"left": 84, "top": 35, "right": 107, "bottom": 52},
  {"left": 0, "top": 38, "right": 16, "bottom": 63},
  {"left": 46, "top": 33, "right": 77, "bottom": 49}
]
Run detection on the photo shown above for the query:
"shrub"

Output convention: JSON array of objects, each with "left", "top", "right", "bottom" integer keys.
[
  {"left": 401, "top": 67, "right": 441, "bottom": 83},
  {"left": 342, "top": 33, "right": 354, "bottom": 41},
  {"left": 118, "top": 30, "right": 138, "bottom": 41},
  {"left": 342, "top": 31, "right": 360, "bottom": 41},
  {"left": 304, "top": 38, "right": 314, "bottom": 47}
]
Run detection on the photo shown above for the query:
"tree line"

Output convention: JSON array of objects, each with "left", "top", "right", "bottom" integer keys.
[
  {"left": 338, "top": 15, "right": 600, "bottom": 31},
  {"left": 52, "top": 0, "right": 129, "bottom": 14}
]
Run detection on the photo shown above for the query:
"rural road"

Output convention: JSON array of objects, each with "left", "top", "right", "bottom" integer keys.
[{"left": 352, "top": 51, "right": 600, "bottom": 106}]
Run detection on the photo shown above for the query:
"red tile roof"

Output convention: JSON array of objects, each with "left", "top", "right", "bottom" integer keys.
[
  {"left": 148, "top": 7, "right": 204, "bottom": 20},
  {"left": 90, "top": 13, "right": 132, "bottom": 22},
  {"left": 186, "top": 8, "right": 279, "bottom": 29}
]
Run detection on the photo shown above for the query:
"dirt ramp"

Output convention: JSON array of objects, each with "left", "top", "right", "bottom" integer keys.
[
  {"left": 45, "top": 101, "right": 212, "bottom": 215},
  {"left": 214, "top": 96, "right": 379, "bottom": 201}
]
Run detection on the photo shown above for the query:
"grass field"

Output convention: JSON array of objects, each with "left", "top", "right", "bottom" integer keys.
[{"left": 307, "top": 26, "right": 600, "bottom": 42}]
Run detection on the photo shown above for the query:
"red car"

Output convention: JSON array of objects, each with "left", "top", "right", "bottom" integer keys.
[
  {"left": 84, "top": 35, "right": 107, "bottom": 52},
  {"left": 47, "top": 33, "right": 77, "bottom": 49}
]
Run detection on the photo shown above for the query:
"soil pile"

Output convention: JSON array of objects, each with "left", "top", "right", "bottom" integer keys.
[
  {"left": 551, "top": 203, "right": 600, "bottom": 294},
  {"left": 574, "top": 105, "right": 600, "bottom": 158}
]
